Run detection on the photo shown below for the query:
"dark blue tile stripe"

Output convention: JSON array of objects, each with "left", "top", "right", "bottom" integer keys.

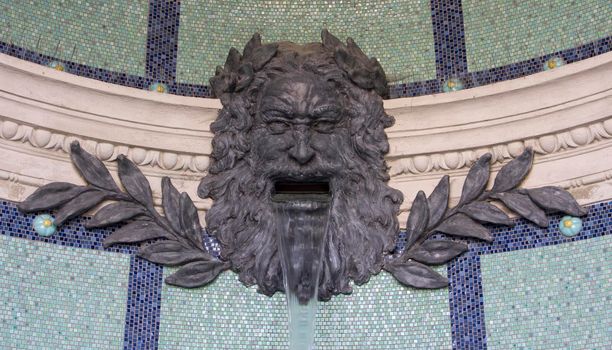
[
  {"left": 471, "top": 202, "right": 609, "bottom": 255},
  {"left": 430, "top": 0, "right": 468, "bottom": 80},
  {"left": 170, "top": 81, "right": 213, "bottom": 98},
  {"left": 0, "top": 200, "right": 135, "bottom": 254},
  {"left": 123, "top": 256, "right": 163, "bottom": 350},
  {"left": 146, "top": 0, "right": 181, "bottom": 82},
  {"left": 448, "top": 253, "right": 486, "bottom": 350},
  {"left": 0, "top": 41, "right": 153, "bottom": 90},
  {"left": 462, "top": 36, "right": 612, "bottom": 90},
  {"left": 385, "top": 35, "right": 612, "bottom": 98},
  {"left": 447, "top": 201, "right": 611, "bottom": 350},
  {"left": 388, "top": 78, "right": 440, "bottom": 99}
]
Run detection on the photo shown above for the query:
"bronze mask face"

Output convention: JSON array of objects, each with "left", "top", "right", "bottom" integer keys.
[{"left": 199, "top": 32, "right": 402, "bottom": 300}]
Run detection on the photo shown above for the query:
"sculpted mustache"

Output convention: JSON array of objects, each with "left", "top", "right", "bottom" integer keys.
[{"left": 259, "top": 163, "right": 347, "bottom": 180}]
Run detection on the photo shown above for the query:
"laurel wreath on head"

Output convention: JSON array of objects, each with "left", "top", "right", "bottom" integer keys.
[{"left": 210, "top": 30, "right": 389, "bottom": 99}]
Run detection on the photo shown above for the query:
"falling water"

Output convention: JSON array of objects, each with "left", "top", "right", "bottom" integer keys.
[{"left": 274, "top": 195, "right": 331, "bottom": 350}]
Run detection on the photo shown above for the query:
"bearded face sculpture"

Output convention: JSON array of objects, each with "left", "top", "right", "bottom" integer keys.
[{"left": 198, "top": 31, "right": 403, "bottom": 301}]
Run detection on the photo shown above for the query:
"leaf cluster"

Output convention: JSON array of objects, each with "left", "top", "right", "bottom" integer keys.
[
  {"left": 384, "top": 149, "right": 587, "bottom": 289},
  {"left": 18, "top": 141, "right": 229, "bottom": 288}
]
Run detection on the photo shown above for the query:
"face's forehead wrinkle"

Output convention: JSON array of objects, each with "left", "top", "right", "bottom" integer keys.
[
  {"left": 260, "top": 95, "right": 293, "bottom": 113},
  {"left": 300, "top": 80, "right": 318, "bottom": 114},
  {"left": 292, "top": 81, "right": 309, "bottom": 116},
  {"left": 260, "top": 74, "right": 342, "bottom": 124}
]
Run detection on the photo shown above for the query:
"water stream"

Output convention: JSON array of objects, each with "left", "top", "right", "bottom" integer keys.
[{"left": 274, "top": 195, "right": 331, "bottom": 350}]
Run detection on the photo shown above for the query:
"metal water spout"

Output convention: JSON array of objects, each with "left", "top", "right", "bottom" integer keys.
[{"left": 273, "top": 183, "right": 331, "bottom": 350}]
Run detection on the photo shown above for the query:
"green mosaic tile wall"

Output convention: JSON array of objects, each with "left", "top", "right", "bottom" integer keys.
[
  {"left": 176, "top": 0, "right": 436, "bottom": 85},
  {"left": 0, "top": 0, "right": 148, "bottom": 75},
  {"left": 0, "top": 234, "right": 130, "bottom": 349},
  {"left": 463, "top": 0, "right": 612, "bottom": 71},
  {"left": 481, "top": 235, "right": 611, "bottom": 349},
  {"left": 159, "top": 269, "right": 451, "bottom": 349}
]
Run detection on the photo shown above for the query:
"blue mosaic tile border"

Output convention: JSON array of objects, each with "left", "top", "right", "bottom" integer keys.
[
  {"left": 123, "top": 256, "right": 163, "bottom": 350},
  {"left": 1, "top": 198, "right": 609, "bottom": 349},
  {"left": 388, "top": 78, "right": 440, "bottom": 98},
  {"left": 0, "top": 41, "right": 152, "bottom": 90},
  {"left": 145, "top": 0, "right": 180, "bottom": 83},
  {"left": 462, "top": 36, "right": 612, "bottom": 90},
  {"left": 448, "top": 254, "right": 486, "bottom": 350},
  {"left": 430, "top": 0, "right": 468, "bottom": 80},
  {"left": 0, "top": 200, "right": 135, "bottom": 255},
  {"left": 1, "top": 4, "right": 610, "bottom": 98},
  {"left": 471, "top": 202, "right": 609, "bottom": 255},
  {"left": 169, "top": 81, "right": 213, "bottom": 98}
]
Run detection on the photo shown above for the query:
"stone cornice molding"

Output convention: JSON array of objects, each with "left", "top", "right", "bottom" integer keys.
[
  {"left": 1, "top": 52, "right": 611, "bottom": 220},
  {"left": 0, "top": 53, "right": 220, "bottom": 156},
  {"left": 0, "top": 118, "right": 211, "bottom": 173},
  {"left": 1, "top": 115, "right": 609, "bottom": 176}
]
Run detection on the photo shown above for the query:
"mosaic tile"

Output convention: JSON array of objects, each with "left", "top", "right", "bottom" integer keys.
[
  {"left": 448, "top": 253, "right": 487, "bottom": 350},
  {"left": 316, "top": 269, "right": 451, "bottom": 349},
  {"left": 0, "top": 200, "right": 163, "bottom": 349},
  {"left": 122, "top": 256, "right": 163, "bottom": 350},
  {"left": 388, "top": 78, "right": 440, "bottom": 98},
  {"left": 176, "top": 0, "right": 437, "bottom": 85},
  {"left": 158, "top": 269, "right": 451, "bottom": 349},
  {"left": 481, "top": 235, "right": 611, "bottom": 349},
  {"left": 0, "top": 234, "right": 130, "bottom": 349},
  {"left": 0, "top": 1, "right": 610, "bottom": 98},
  {"left": 462, "top": 36, "right": 611, "bottom": 91},
  {"left": 1, "top": 201, "right": 134, "bottom": 254},
  {"left": 146, "top": 0, "right": 180, "bottom": 82},
  {"left": 463, "top": 0, "right": 612, "bottom": 71},
  {"left": 430, "top": 0, "right": 468, "bottom": 80},
  {"left": 447, "top": 201, "right": 610, "bottom": 349},
  {"left": 0, "top": 0, "right": 149, "bottom": 76},
  {"left": 0, "top": 197, "right": 609, "bottom": 349}
]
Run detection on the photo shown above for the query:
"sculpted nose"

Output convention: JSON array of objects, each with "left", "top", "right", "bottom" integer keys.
[{"left": 289, "top": 138, "right": 315, "bottom": 165}]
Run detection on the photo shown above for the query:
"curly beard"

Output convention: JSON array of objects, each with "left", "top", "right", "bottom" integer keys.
[{"left": 199, "top": 149, "right": 402, "bottom": 301}]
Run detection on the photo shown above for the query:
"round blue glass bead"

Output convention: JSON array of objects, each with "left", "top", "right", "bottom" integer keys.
[
  {"left": 558, "top": 216, "right": 582, "bottom": 237},
  {"left": 33, "top": 214, "right": 57, "bottom": 237}
]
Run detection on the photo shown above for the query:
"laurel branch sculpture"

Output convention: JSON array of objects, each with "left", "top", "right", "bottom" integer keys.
[{"left": 17, "top": 141, "right": 586, "bottom": 291}]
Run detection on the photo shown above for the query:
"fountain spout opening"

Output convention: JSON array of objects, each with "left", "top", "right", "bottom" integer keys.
[{"left": 273, "top": 181, "right": 332, "bottom": 350}]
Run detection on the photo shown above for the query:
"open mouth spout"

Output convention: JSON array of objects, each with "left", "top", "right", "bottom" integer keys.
[{"left": 272, "top": 180, "right": 331, "bottom": 202}]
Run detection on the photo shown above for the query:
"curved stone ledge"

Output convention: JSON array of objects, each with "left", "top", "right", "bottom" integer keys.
[
  {"left": 1, "top": 52, "right": 611, "bottom": 223},
  {"left": 391, "top": 141, "right": 612, "bottom": 222},
  {"left": 387, "top": 119, "right": 612, "bottom": 176},
  {"left": 1, "top": 115, "right": 609, "bottom": 177},
  {"left": 0, "top": 119, "right": 211, "bottom": 173},
  {"left": 0, "top": 53, "right": 220, "bottom": 156}
]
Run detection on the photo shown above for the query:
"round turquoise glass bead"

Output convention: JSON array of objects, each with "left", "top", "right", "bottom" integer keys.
[
  {"left": 33, "top": 214, "right": 57, "bottom": 237},
  {"left": 558, "top": 216, "right": 582, "bottom": 237}
]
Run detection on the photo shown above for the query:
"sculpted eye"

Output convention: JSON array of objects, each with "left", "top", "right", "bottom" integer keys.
[
  {"left": 267, "top": 121, "right": 291, "bottom": 134},
  {"left": 312, "top": 121, "right": 336, "bottom": 133},
  {"left": 313, "top": 106, "right": 341, "bottom": 120},
  {"left": 263, "top": 110, "right": 285, "bottom": 119}
]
